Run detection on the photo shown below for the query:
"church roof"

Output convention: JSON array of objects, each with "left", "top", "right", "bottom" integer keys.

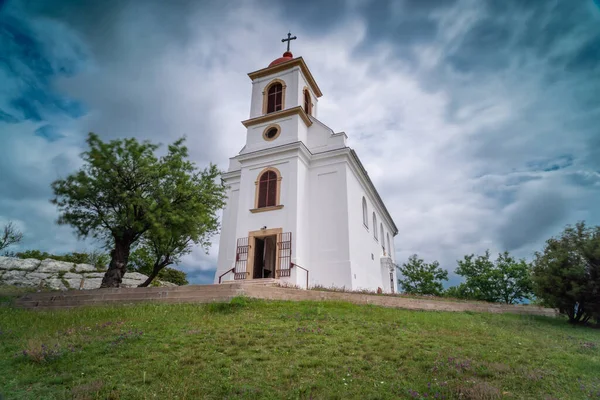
[{"left": 269, "top": 51, "right": 294, "bottom": 67}]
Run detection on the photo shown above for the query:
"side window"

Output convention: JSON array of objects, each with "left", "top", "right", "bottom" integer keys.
[
  {"left": 362, "top": 197, "right": 368, "bottom": 228},
  {"left": 387, "top": 233, "right": 391, "bottom": 257},
  {"left": 373, "top": 213, "right": 378, "bottom": 240},
  {"left": 303, "top": 88, "right": 312, "bottom": 115}
]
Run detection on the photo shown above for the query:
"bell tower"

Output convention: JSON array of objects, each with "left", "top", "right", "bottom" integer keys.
[{"left": 241, "top": 33, "right": 323, "bottom": 154}]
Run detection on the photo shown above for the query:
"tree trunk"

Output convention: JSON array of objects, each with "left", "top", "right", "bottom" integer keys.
[
  {"left": 138, "top": 269, "right": 160, "bottom": 287},
  {"left": 100, "top": 238, "right": 133, "bottom": 288},
  {"left": 138, "top": 261, "right": 169, "bottom": 287}
]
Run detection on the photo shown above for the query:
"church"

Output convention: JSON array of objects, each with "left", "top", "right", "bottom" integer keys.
[{"left": 214, "top": 35, "right": 398, "bottom": 292}]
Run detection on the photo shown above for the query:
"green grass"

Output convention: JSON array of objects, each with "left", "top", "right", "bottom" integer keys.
[{"left": 0, "top": 295, "right": 599, "bottom": 399}]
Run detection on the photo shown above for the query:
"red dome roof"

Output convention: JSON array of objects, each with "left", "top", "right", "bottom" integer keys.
[{"left": 269, "top": 51, "right": 294, "bottom": 67}]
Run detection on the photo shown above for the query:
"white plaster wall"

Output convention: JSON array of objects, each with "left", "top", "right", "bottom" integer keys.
[
  {"left": 307, "top": 161, "right": 352, "bottom": 288},
  {"left": 234, "top": 159, "right": 294, "bottom": 240},
  {"left": 292, "top": 157, "right": 310, "bottom": 288},
  {"left": 214, "top": 179, "right": 240, "bottom": 282},
  {"left": 242, "top": 115, "right": 308, "bottom": 155},
  {"left": 345, "top": 163, "right": 397, "bottom": 292},
  {"left": 249, "top": 68, "right": 301, "bottom": 118}
]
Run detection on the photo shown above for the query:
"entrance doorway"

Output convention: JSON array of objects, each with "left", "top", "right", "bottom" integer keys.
[{"left": 252, "top": 235, "right": 277, "bottom": 279}]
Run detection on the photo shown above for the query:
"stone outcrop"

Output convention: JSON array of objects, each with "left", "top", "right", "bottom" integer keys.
[{"left": 0, "top": 256, "right": 176, "bottom": 290}]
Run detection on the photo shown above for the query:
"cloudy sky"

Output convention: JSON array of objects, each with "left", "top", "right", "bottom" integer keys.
[{"left": 1, "top": 0, "right": 599, "bottom": 285}]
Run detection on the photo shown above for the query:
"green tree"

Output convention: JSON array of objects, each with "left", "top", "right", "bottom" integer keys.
[
  {"left": 126, "top": 228, "right": 197, "bottom": 287},
  {"left": 450, "top": 251, "right": 532, "bottom": 304},
  {"left": 495, "top": 252, "right": 532, "bottom": 304},
  {"left": 157, "top": 267, "right": 188, "bottom": 286},
  {"left": 397, "top": 254, "right": 448, "bottom": 296},
  {"left": 128, "top": 245, "right": 190, "bottom": 286},
  {"left": 0, "top": 222, "right": 23, "bottom": 253},
  {"left": 51, "top": 133, "right": 226, "bottom": 287},
  {"left": 532, "top": 222, "right": 600, "bottom": 324}
]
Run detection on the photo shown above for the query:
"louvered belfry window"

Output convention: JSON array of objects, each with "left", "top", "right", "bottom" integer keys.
[
  {"left": 304, "top": 89, "right": 311, "bottom": 115},
  {"left": 267, "top": 83, "right": 283, "bottom": 113},
  {"left": 258, "top": 170, "right": 278, "bottom": 208}
]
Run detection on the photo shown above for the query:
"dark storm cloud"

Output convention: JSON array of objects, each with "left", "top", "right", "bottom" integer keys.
[
  {"left": 496, "top": 186, "right": 569, "bottom": 252},
  {"left": 352, "top": 0, "right": 457, "bottom": 63},
  {"left": 0, "top": 3, "right": 86, "bottom": 123},
  {"left": 267, "top": 0, "right": 352, "bottom": 35}
]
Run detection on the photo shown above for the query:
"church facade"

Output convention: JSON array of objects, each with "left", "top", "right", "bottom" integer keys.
[{"left": 214, "top": 47, "right": 398, "bottom": 292}]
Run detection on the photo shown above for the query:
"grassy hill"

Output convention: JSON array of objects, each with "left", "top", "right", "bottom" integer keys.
[{"left": 0, "top": 290, "right": 599, "bottom": 399}]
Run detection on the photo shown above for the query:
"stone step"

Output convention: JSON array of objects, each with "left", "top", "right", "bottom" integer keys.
[
  {"left": 17, "top": 284, "right": 243, "bottom": 300},
  {"left": 16, "top": 289, "right": 243, "bottom": 304},
  {"left": 220, "top": 278, "right": 279, "bottom": 286},
  {"left": 13, "top": 282, "right": 558, "bottom": 318},
  {"left": 16, "top": 294, "right": 241, "bottom": 309}
]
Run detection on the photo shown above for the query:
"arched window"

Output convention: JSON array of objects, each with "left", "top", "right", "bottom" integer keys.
[
  {"left": 373, "top": 213, "right": 378, "bottom": 240},
  {"left": 386, "top": 233, "right": 391, "bottom": 257},
  {"left": 362, "top": 197, "right": 368, "bottom": 228},
  {"left": 267, "top": 83, "right": 283, "bottom": 113},
  {"left": 258, "top": 170, "right": 278, "bottom": 208},
  {"left": 303, "top": 88, "right": 312, "bottom": 116},
  {"left": 380, "top": 224, "right": 385, "bottom": 252}
]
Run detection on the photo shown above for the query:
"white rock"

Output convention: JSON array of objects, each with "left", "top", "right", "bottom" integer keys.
[
  {"left": 24, "top": 272, "right": 52, "bottom": 287},
  {"left": 37, "top": 259, "right": 75, "bottom": 273},
  {"left": 82, "top": 272, "right": 106, "bottom": 278},
  {"left": 63, "top": 272, "right": 83, "bottom": 280},
  {"left": 44, "top": 277, "right": 67, "bottom": 291},
  {"left": 73, "top": 263, "right": 98, "bottom": 273},
  {"left": 0, "top": 257, "right": 41, "bottom": 271},
  {"left": 2, "top": 270, "right": 29, "bottom": 286},
  {"left": 80, "top": 278, "right": 103, "bottom": 290},
  {"left": 123, "top": 272, "right": 148, "bottom": 281}
]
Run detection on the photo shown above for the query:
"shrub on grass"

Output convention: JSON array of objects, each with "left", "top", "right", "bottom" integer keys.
[
  {"left": 206, "top": 296, "right": 249, "bottom": 314},
  {"left": 17, "top": 339, "right": 74, "bottom": 363}
]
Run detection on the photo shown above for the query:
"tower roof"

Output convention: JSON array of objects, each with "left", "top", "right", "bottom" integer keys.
[{"left": 269, "top": 51, "right": 294, "bottom": 67}]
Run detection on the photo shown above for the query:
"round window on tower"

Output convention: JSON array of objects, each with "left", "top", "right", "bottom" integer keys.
[{"left": 262, "top": 124, "right": 281, "bottom": 141}]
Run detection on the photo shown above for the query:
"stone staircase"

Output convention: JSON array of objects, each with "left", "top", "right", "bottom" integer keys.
[
  {"left": 219, "top": 278, "right": 280, "bottom": 287},
  {"left": 13, "top": 282, "right": 558, "bottom": 318},
  {"left": 14, "top": 284, "right": 245, "bottom": 310}
]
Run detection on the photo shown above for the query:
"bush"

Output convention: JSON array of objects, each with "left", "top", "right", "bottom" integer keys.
[
  {"left": 158, "top": 267, "right": 188, "bottom": 286},
  {"left": 397, "top": 255, "right": 448, "bottom": 296},
  {"left": 447, "top": 251, "right": 532, "bottom": 304},
  {"left": 531, "top": 222, "right": 600, "bottom": 324}
]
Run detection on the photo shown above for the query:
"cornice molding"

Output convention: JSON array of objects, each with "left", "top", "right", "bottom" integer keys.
[
  {"left": 226, "top": 142, "right": 398, "bottom": 235},
  {"left": 248, "top": 57, "right": 323, "bottom": 98},
  {"left": 241, "top": 106, "right": 312, "bottom": 128}
]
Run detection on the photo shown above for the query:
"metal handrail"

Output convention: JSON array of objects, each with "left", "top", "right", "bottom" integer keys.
[
  {"left": 218, "top": 268, "right": 235, "bottom": 284},
  {"left": 290, "top": 263, "right": 309, "bottom": 290}
]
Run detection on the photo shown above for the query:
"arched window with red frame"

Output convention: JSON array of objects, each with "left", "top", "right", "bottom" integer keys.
[
  {"left": 304, "top": 89, "right": 312, "bottom": 116},
  {"left": 258, "top": 170, "right": 278, "bottom": 208},
  {"left": 267, "top": 83, "right": 283, "bottom": 113}
]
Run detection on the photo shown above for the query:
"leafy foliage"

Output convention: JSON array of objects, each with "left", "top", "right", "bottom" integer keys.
[
  {"left": 0, "top": 222, "right": 23, "bottom": 253},
  {"left": 128, "top": 247, "right": 189, "bottom": 286},
  {"left": 448, "top": 251, "right": 532, "bottom": 304},
  {"left": 156, "top": 268, "right": 188, "bottom": 286},
  {"left": 51, "top": 133, "right": 226, "bottom": 287},
  {"left": 397, "top": 255, "right": 448, "bottom": 296},
  {"left": 531, "top": 221, "right": 600, "bottom": 324}
]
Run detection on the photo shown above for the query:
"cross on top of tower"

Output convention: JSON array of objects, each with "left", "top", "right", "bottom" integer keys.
[{"left": 281, "top": 32, "right": 297, "bottom": 53}]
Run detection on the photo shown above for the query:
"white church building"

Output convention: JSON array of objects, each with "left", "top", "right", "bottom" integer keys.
[{"left": 214, "top": 39, "right": 398, "bottom": 292}]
